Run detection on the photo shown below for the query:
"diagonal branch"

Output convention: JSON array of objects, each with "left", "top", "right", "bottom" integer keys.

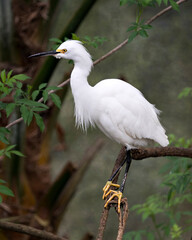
[{"left": 5, "top": 0, "right": 188, "bottom": 130}]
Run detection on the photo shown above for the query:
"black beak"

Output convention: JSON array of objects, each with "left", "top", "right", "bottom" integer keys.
[{"left": 28, "top": 50, "right": 59, "bottom": 58}]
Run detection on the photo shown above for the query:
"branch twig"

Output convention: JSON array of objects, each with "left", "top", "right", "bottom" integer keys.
[
  {"left": 0, "top": 221, "right": 67, "bottom": 240},
  {"left": 96, "top": 208, "right": 109, "bottom": 240}
]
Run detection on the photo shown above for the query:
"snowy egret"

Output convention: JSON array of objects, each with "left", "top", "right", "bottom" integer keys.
[{"left": 29, "top": 40, "right": 169, "bottom": 213}]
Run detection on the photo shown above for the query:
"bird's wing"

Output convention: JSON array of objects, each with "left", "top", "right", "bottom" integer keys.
[{"left": 94, "top": 79, "right": 166, "bottom": 144}]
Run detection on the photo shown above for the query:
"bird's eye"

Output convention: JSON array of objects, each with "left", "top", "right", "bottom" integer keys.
[{"left": 62, "top": 49, "right": 67, "bottom": 53}]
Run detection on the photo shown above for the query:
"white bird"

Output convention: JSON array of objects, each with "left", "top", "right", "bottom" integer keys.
[{"left": 29, "top": 40, "right": 169, "bottom": 213}]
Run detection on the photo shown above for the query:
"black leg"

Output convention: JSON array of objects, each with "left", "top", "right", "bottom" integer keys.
[
  {"left": 103, "top": 149, "right": 132, "bottom": 213},
  {"left": 119, "top": 150, "right": 132, "bottom": 193},
  {"left": 108, "top": 156, "right": 127, "bottom": 182}
]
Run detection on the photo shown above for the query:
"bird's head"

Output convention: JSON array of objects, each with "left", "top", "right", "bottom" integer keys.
[{"left": 29, "top": 40, "right": 92, "bottom": 65}]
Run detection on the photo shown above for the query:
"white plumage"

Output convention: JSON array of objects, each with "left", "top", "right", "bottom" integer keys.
[
  {"left": 55, "top": 40, "right": 169, "bottom": 150},
  {"left": 29, "top": 39, "right": 169, "bottom": 212}
]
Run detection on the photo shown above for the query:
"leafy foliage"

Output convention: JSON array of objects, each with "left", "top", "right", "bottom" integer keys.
[
  {"left": 0, "top": 145, "right": 24, "bottom": 159},
  {"left": 120, "top": 0, "right": 179, "bottom": 10},
  {"left": 127, "top": 22, "right": 152, "bottom": 43},
  {"left": 168, "top": 134, "right": 192, "bottom": 148},
  {"left": 123, "top": 135, "right": 192, "bottom": 239},
  {"left": 0, "top": 69, "right": 63, "bottom": 164},
  {"left": 0, "top": 70, "right": 62, "bottom": 132},
  {"left": 120, "top": 0, "right": 179, "bottom": 44},
  {"left": 83, "top": 35, "right": 107, "bottom": 48},
  {"left": 178, "top": 87, "right": 192, "bottom": 99},
  {"left": 0, "top": 179, "right": 14, "bottom": 203},
  {"left": 0, "top": 127, "right": 10, "bottom": 144},
  {"left": 50, "top": 34, "right": 107, "bottom": 50}
]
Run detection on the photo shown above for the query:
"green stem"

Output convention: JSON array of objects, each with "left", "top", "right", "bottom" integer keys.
[
  {"left": 151, "top": 215, "right": 163, "bottom": 240},
  {"left": 136, "top": 4, "right": 143, "bottom": 25}
]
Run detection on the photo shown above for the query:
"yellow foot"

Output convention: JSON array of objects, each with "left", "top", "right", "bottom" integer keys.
[
  {"left": 104, "top": 190, "right": 123, "bottom": 213},
  {"left": 102, "top": 181, "right": 120, "bottom": 199}
]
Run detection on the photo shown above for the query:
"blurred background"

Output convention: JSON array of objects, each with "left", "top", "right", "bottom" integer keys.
[{"left": 0, "top": 0, "right": 191, "bottom": 239}]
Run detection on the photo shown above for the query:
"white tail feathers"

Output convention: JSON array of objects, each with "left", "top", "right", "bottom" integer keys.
[{"left": 156, "top": 132, "right": 169, "bottom": 147}]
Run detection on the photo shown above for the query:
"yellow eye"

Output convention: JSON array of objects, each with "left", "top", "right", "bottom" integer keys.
[{"left": 57, "top": 49, "right": 67, "bottom": 54}]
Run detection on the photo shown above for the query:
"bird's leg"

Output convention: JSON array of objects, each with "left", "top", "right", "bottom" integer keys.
[
  {"left": 119, "top": 150, "right": 132, "bottom": 193},
  {"left": 102, "top": 156, "right": 127, "bottom": 199},
  {"left": 103, "top": 150, "right": 132, "bottom": 213}
]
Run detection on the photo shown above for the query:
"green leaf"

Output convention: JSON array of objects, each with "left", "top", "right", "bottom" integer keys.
[
  {"left": 6, "top": 145, "right": 16, "bottom": 151},
  {"left": 163, "top": 0, "right": 168, "bottom": 4},
  {"left": 39, "top": 83, "right": 47, "bottom": 90},
  {"left": 178, "top": 87, "right": 192, "bottom": 99},
  {"left": 138, "top": 29, "right": 148, "bottom": 38},
  {"left": 27, "top": 110, "right": 33, "bottom": 125},
  {"left": 46, "top": 86, "right": 62, "bottom": 91},
  {"left": 0, "top": 185, "right": 14, "bottom": 197},
  {"left": 5, "top": 151, "right": 11, "bottom": 158},
  {"left": 0, "top": 179, "right": 6, "bottom": 184},
  {"left": 142, "top": 24, "right": 152, "bottom": 29},
  {"left": 16, "top": 81, "right": 22, "bottom": 89},
  {"left": 32, "top": 107, "right": 48, "bottom": 112},
  {"left": 6, "top": 103, "right": 16, "bottom": 117},
  {"left": 18, "top": 99, "right": 48, "bottom": 109},
  {"left": 128, "top": 31, "right": 138, "bottom": 43},
  {"left": 32, "top": 90, "right": 40, "bottom": 101},
  {"left": 50, "top": 93, "right": 61, "bottom": 108},
  {"left": 13, "top": 74, "right": 30, "bottom": 81},
  {"left": 0, "top": 102, "right": 7, "bottom": 110},
  {"left": 42, "top": 90, "right": 49, "bottom": 103},
  {"left": 127, "top": 25, "right": 137, "bottom": 32},
  {"left": 11, "top": 150, "right": 25, "bottom": 157},
  {"left": 14, "top": 89, "right": 23, "bottom": 100},
  {"left": 0, "top": 127, "right": 10, "bottom": 144},
  {"left": 169, "top": 0, "right": 179, "bottom": 11},
  {"left": 7, "top": 70, "right": 13, "bottom": 80},
  {"left": 1, "top": 70, "right": 6, "bottom": 82},
  {"left": 142, "top": 211, "right": 150, "bottom": 221},
  {"left": 0, "top": 127, "right": 10, "bottom": 135},
  {"left": 20, "top": 105, "right": 29, "bottom": 124},
  {"left": 0, "top": 195, "right": 2, "bottom": 203},
  {"left": 72, "top": 33, "right": 80, "bottom": 40},
  {"left": 34, "top": 113, "right": 45, "bottom": 132}
]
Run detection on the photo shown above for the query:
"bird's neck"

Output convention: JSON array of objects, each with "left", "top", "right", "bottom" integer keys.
[
  {"left": 70, "top": 59, "right": 93, "bottom": 94},
  {"left": 70, "top": 59, "right": 94, "bottom": 130}
]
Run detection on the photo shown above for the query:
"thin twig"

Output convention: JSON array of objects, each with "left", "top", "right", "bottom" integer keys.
[
  {"left": 117, "top": 198, "right": 129, "bottom": 240},
  {"left": 96, "top": 208, "right": 110, "bottom": 240},
  {"left": 146, "top": 0, "right": 187, "bottom": 25},
  {"left": 0, "top": 220, "right": 67, "bottom": 240},
  {"left": 5, "top": 0, "right": 188, "bottom": 130}
]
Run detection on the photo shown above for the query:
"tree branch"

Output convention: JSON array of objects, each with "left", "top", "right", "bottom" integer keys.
[
  {"left": 0, "top": 220, "right": 67, "bottom": 240},
  {"left": 5, "top": 0, "right": 188, "bottom": 130},
  {"left": 146, "top": 0, "right": 187, "bottom": 25},
  {"left": 132, "top": 146, "right": 192, "bottom": 160}
]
